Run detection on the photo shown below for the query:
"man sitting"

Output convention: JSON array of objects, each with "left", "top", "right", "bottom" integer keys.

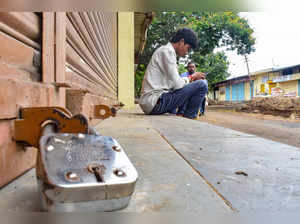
[
  {"left": 181, "top": 61, "right": 196, "bottom": 78},
  {"left": 139, "top": 28, "right": 208, "bottom": 119},
  {"left": 175, "top": 62, "right": 207, "bottom": 116}
]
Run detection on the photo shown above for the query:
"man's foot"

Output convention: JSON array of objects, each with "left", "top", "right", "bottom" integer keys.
[
  {"left": 176, "top": 114, "right": 184, "bottom": 117},
  {"left": 183, "top": 115, "right": 197, "bottom": 120}
]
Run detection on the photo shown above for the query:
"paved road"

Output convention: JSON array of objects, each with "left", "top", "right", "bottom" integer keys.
[{"left": 201, "top": 109, "right": 300, "bottom": 148}]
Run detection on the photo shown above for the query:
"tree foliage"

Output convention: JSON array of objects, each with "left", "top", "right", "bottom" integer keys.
[
  {"left": 193, "top": 52, "right": 230, "bottom": 91},
  {"left": 136, "top": 12, "right": 255, "bottom": 96}
]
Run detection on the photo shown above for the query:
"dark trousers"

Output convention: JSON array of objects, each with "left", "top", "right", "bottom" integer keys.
[{"left": 150, "top": 80, "right": 208, "bottom": 118}]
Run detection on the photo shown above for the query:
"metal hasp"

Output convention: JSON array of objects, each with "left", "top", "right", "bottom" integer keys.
[
  {"left": 37, "top": 133, "right": 138, "bottom": 212},
  {"left": 14, "top": 107, "right": 89, "bottom": 147},
  {"left": 93, "top": 105, "right": 117, "bottom": 119},
  {"left": 93, "top": 103, "right": 124, "bottom": 120}
]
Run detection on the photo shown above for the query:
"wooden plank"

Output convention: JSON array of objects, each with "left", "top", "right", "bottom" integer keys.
[
  {"left": 42, "top": 12, "right": 55, "bottom": 83},
  {"left": 55, "top": 12, "right": 66, "bottom": 83}
]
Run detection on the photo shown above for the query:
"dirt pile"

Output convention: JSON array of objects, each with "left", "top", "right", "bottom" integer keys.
[{"left": 238, "top": 97, "right": 300, "bottom": 118}]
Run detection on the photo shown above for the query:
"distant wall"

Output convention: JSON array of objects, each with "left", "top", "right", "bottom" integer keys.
[
  {"left": 118, "top": 12, "right": 135, "bottom": 109},
  {"left": 278, "top": 80, "right": 298, "bottom": 94}
]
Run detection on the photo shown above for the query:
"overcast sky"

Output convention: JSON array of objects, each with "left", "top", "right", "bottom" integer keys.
[{"left": 225, "top": 11, "right": 300, "bottom": 78}]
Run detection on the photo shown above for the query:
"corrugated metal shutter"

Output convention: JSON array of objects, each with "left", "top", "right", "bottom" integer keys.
[
  {"left": 239, "top": 82, "right": 245, "bottom": 101},
  {"left": 0, "top": 12, "right": 41, "bottom": 50},
  {"left": 226, "top": 85, "right": 230, "bottom": 101},
  {"left": 232, "top": 84, "right": 237, "bottom": 101},
  {"left": 66, "top": 12, "right": 118, "bottom": 100},
  {"left": 0, "top": 12, "right": 42, "bottom": 187},
  {"left": 232, "top": 83, "right": 245, "bottom": 102}
]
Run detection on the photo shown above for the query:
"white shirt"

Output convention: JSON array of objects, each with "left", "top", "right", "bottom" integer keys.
[{"left": 139, "top": 43, "right": 190, "bottom": 114}]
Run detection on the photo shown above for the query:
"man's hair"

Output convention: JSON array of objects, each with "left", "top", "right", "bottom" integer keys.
[
  {"left": 187, "top": 61, "right": 196, "bottom": 67},
  {"left": 170, "top": 28, "right": 198, "bottom": 49}
]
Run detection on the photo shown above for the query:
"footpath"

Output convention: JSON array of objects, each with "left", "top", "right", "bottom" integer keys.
[{"left": 0, "top": 107, "right": 300, "bottom": 212}]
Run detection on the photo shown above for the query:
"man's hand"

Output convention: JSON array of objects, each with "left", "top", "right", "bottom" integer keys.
[{"left": 191, "top": 72, "right": 206, "bottom": 81}]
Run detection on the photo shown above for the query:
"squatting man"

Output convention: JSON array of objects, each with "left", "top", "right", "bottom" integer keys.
[{"left": 139, "top": 28, "right": 208, "bottom": 119}]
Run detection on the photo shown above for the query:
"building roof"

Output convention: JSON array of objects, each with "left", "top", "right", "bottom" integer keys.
[
  {"left": 271, "top": 64, "right": 300, "bottom": 72},
  {"left": 250, "top": 68, "right": 273, "bottom": 76},
  {"left": 214, "top": 74, "right": 250, "bottom": 87}
]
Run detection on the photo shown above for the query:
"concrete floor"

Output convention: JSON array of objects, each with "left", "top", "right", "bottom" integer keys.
[{"left": 1, "top": 107, "right": 299, "bottom": 212}]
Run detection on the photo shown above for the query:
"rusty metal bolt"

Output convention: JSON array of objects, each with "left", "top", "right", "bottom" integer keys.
[
  {"left": 65, "top": 171, "right": 79, "bottom": 182},
  {"left": 99, "top": 109, "right": 107, "bottom": 116},
  {"left": 112, "top": 145, "right": 121, "bottom": 152},
  {"left": 114, "top": 169, "right": 126, "bottom": 177}
]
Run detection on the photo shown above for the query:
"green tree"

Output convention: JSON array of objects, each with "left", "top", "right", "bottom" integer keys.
[
  {"left": 135, "top": 64, "right": 146, "bottom": 98},
  {"left": 135, "top": 12, "right": 255, "bottom": 96},
  {"left": 193, "top": 52, "right": 230, "bottom": 91},
  {"left": 178, "top": 63, "right": 187, "bottom": 75}
]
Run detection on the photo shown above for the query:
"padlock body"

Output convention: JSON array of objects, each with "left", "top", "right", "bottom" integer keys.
[{"left": 37, "top": 133, "right": 138, "bottom": 212}]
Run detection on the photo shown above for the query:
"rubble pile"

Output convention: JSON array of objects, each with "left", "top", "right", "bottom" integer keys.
[{"left": 238, "top": 97, "right": 300, "bottom": 118}]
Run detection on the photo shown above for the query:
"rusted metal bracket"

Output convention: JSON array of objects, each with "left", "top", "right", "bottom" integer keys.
[
  {"left": 14, "top": 107, "right": 88, "bottom": 147},
  {"left": 93, "top": 105, "right": 117, "bottom": 119},
  {"left": 52, "top": 82, "right": 72, "bottom": 88},
  {"left": 92, "top": 103, "right": 124, "bottom": 120}
]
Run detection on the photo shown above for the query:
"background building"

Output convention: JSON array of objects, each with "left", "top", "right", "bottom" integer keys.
[{"left": 213, "top": 64, "right": 300, "bottom": 102}]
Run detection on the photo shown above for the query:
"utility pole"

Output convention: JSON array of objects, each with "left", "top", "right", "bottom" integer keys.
[{"left": 244, "top": 55, "right": 253, "bottom": 99}]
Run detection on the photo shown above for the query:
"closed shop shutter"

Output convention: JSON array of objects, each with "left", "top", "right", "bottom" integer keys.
[
  {"left": 66, "top": 12, "right": 118, "bottom": 101},
  {"left": 226, "top": 85, "right": 230, "bottom": 101},
  {"left": 0, "top": 13, "right": 42, "bottom": 187},
  {"left": 238, "top": 82, "right": 245, "bottom": 101},
  {"left": 0, "top": 12, "right": 41, "bottom": 50},
  {"left": 232, "top": 84, "right": 238, "bottom": 101},
  {"left": 232, "top": 82, "right": 245, "bottom": 102}
]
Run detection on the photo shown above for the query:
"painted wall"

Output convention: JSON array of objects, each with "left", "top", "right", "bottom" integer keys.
[
  {"left": 219, "top": 87, "right": 226, "bottom": 101},
  {"left": 245, "top": 81, "right": 251, "bottom": 101},
  {"left": 278, "top": 80, "right": 298, "bottom": 95},
  {"left": 216, "top": 70, "right": 300, "bottom": 102},
  {"left": 253, "top": 71, "right": 300, "bottom": 96},
  {"left": 252, "top": 72, "right": 270, "bottom": 96},
  {"left": 118, "top": 12, "right": 135, "bottom": 108}
]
